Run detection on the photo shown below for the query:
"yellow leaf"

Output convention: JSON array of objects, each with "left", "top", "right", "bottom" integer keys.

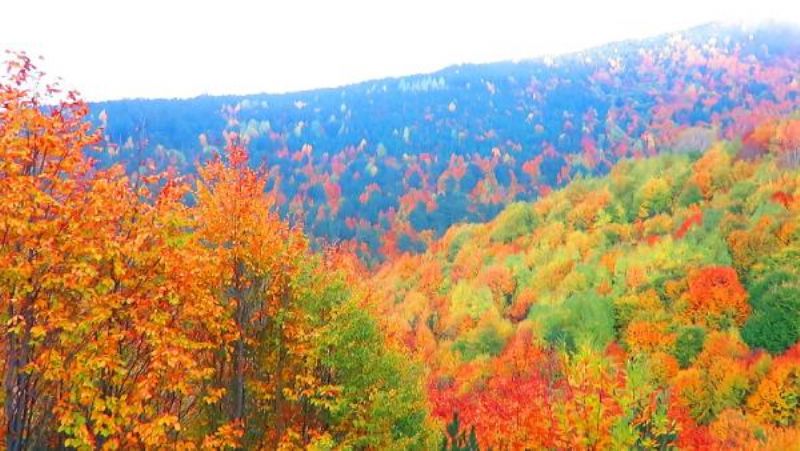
[{"left": 31, "top": 325, "right": 46, "bottom": 340}]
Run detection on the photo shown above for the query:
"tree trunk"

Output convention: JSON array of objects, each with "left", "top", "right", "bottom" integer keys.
[
  {"left": 5, "top": 299, "right": 34, "bottom": 451},
  {"left": 230, "top": 259, "right": 246, "bottom": 424},
  {"left": 271, "top": 288, "right": 291, "bottom": 447}
]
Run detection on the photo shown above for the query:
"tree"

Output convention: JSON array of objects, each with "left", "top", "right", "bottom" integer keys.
[
  {"left": 1, "top": 52, "right": 233, "bottom": 449},
  {"left": 747, "top": 344, "right": 800, "bottom": 427},
  {"left": 742, "top": 248, "right": 800, "bottom": 355},
  {"left": 193, "top": 138, "right": 435, "bottom": 448},
  {"left": 0, "top": 52, "right": 106, "bottom": 448},
  {"left": 673, "top": 326, "right": 707, "bottom": 368},
  {"left": 672, "top": 332, "right": 751, "bottom": 424},
  {"left": 441, "top": 413, "right": 479, "bottom": 451},
  {"left": 742, "top": 272, "right": 800, "bottom": 354},
  {"left": 685, "top": 266, "right": 750, "bottom": 328},
  {"left": 489, "top": 203, "right": 537, "bottom": 243},
  {"left": 193, "top": 134, "right": 306, "bottom": 445},
  {"left": 636, "top": 177, "right": 672, "bottom": 219}
]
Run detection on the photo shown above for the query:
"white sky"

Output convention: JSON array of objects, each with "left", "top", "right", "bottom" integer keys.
[{"left": 2, "top": 0, "right": 799, "bottom": 101}]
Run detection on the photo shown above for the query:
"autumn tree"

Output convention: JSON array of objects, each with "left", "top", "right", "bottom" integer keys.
[
  {"left": 193, "top": 137, "right": 435, "bottom": 448},
  {"left": 1, "top": 53, "right": 232, "bottom": 449},
  {"left": 747, "top": 343, "right": 800, "bottom": 427},
  {"left": 193, "top": 134, "right": 306, "bottom": 445},
  {"left": 1, "top": 51, "right": 103, "bottom": 450},
  {"left": 685, "top": 266, "right": 750, "bottom": 328}
]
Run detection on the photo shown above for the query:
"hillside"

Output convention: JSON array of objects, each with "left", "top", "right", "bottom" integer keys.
[
  {"left": 0, "top": 63, "right": 439, "bottom": 449},
  {"left": 91, "top": 22, "right": 800, "bottom": 260},
  {"left": 5, "top": 21, "right": 800, "bottom": 450},
  {"left": 370, "top": 117, "right": 800, "bottom": 449}
]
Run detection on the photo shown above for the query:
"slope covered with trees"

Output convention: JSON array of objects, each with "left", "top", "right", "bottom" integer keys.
[
  {"left": 91, "top": 23, "right": 800, "bottom": 261},
  {"left": 371, "top": 115, "right": 800, "bottom": 449},
  {"left": 5, "top": 23, "right": 800, "bottom": 450},
  {"left": 0, "top": 53, "right": 435, "bottom": 449}
]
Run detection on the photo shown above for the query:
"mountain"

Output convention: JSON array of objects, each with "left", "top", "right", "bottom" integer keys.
[
  {"left": 91, "top": 22, "right": 800, "bottom": 261},
  {"left": 5, "top": 21, "right": 800, "bottom": 448},
  {"left": 370, "top": 116, "right": 800, "bottom": 448}
]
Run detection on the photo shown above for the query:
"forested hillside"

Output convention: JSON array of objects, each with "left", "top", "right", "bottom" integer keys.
[
  {"left": 4, "top": 21, "right": 800, "bottom": 451},
  {"left": 0, "top": 54, "right": 436, "bottom": 449},
  {"left": 372, "top": 116, "right": 800, "bottom": 449},
  {"left": 92, "top": 23, "right": 800, "bottom": 261}
]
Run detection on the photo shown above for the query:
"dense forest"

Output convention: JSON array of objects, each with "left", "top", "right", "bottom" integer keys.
[
  {"left": 373, "top": 116, "right": 800, "bottom": 448},
  {"left": 3, "top": 21, "right": 800, "bottom": 451},
  {"left": 0, "top": 55, "right": 437, "bottom": 449},
  {"left": 91, "top": 23, "right": 800, "bottom": 261}
]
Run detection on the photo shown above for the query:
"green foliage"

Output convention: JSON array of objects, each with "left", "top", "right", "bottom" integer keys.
[
  {"left": 489, "top": 202, "right": 538, "bottom": 243},
  {"left": 451, "top": 282, "right": 494, "bottom": 320},
  {"left": 673, "top": 326, "right": 707, "bottom": 368},
  {"left": 441, "top": 413, "right": 480, "bottom": 451},
  {"left": 291, "top": 261, "right": 435, "bottom": 448},
  {"left": 530, "top": 293, "right": 616, "bottom": 351},
  {"left": 679, "top": 183, "right": 704, "bottom": 207},
  {"left": 375, "top": 137, "right": 800, "bottom": 448},
  {"left": 635, "top": 176, "right": 673, "bottom": 218},
  {"left": 448, "top": 227, "right": 474, "bottom": 262},
  {"left": 317, "top": 296, "right": 433, "bottom": 447},
  {"left": 750, "top": 201, "right": 788, "bottom": 223},
  {"left": 742, "top": 272, "right": 800, "bottom": 355},
  {"left": 728, "top": 179, "right": 758, "bottom": 206},
  {"left": 452, "top": 324, "right": 508, "bottom": 361}
]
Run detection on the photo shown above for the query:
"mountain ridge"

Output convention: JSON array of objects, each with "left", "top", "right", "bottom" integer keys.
[
  {"left": 89, "top": 20, "right": 799, "bottom": 103},
  {"left": 90, "top": 20, "right": 800, "bottom": 261}
]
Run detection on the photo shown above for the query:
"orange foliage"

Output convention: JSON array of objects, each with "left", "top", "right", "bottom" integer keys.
[
  {"left": 508, "top": 287, "right": 536, "bottom": 322},
  {"left": 567, "top": 188, "right": 612, "bottom": 230},
  {"left": 0, "top": 53, "right": 236, "bottom": 448},
  {"left": 686, "top": 266, "right": 750, "bottom": 326},
  {"left": 672, "top": 333, "right": 752, "bottom": 426},
  {"left": 626, "top": 265, "right": 648, "bottom": 290},
  {"left": 555, "top": 352, "right": 623, "bottom": 450},
  {"left": 649, "top": 352, "right": 680, "bottom": 382},
  {"left": 726, "top": 216, "right": 778, "bottom": 272},
  {"left": 429, "top": 329, "right": 559, "bottom": 449},
  {"left": 747, "top": 343, "right": 800, "bottom": 427},
  {"left": 625, "top": 321, "right": 676, "bottom": 353},
  {"left": 477, "top": 264, "right": 515, "bottom": 302},
  {"left": 707, "top": 409, "right": 761, "bottom": 450},
  {"left": 691, "top": 144, "right": 729, "bottom": 199}
]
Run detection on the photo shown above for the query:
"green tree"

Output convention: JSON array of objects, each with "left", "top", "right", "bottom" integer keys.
[
  {"left": 742, "top": 271, "right": 800, "bottom": 355},
  {"left": 441, "top": 413, "right": 479, "bottom": 451},
  {"left": 673, "top": 326, "right": 707, "bottom": 368}
]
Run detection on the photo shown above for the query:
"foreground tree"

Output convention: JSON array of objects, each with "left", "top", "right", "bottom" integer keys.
[
  {"left": 0, "top": 50, "right": 102, "bottom": 450},
  {"left": 1, "top": 54, "right": 434, "bottom": 449},
  {"left": 0, "top": 53, "right": 234, "bottom": 448},
  {"left": 193, "top": 136, "right": 435, "bottom": 448}
]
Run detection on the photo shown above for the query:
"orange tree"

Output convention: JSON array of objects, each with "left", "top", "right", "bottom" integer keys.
[{"left": 0, "top": 53, "right": 233, "bottom": 448}]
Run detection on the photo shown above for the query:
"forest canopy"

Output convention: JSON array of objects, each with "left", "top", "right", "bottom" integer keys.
[{"left": 3, "top": 20, "right": 800, "bottom": 450}]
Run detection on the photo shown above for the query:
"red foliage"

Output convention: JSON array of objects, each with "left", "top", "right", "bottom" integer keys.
[
  {"left": 522, "top": 155, "right": 544, "bottom": 180},
  {"left": 686, "top": 266, "right": 750, "bottom": 326},
  {"left": 645, "top": 234, "right": 662, "bottom": 246},
  {"left": 323, "top": 180, "right": 342, "bottom": 214},
  {"left": 429, "top": 330, "right": 560, "bottom": 449},
  {"left": 668, "top": 400, "right": 713, "bottom": 450},
  {"left": 581, "top": 135, "right": 599, "bottom": 169},
  {"left": 675, "top": 208, "right": 703, "bottom": 239},
  {"left": 771, "top": 191, "right": 794, "bottom": 209}
]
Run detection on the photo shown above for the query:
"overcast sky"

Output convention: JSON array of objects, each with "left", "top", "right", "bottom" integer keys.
[{"left": 2, "top": 0, "right": 799, "bottom": 101}]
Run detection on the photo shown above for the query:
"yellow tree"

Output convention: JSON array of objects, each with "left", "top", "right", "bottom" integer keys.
[
  {"left": 194, "top": 133, "right": 306, "bottom": 445},
  {"left": 1, "top": 52, "right": 101, "bottom": 449},
  {"left": 1, "top": 53, "right": 234, "bottom": 449}
]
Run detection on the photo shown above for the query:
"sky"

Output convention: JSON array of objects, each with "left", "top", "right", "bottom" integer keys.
[{"left": 2, "top": 0, "right": 799, "bottom": 101}]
